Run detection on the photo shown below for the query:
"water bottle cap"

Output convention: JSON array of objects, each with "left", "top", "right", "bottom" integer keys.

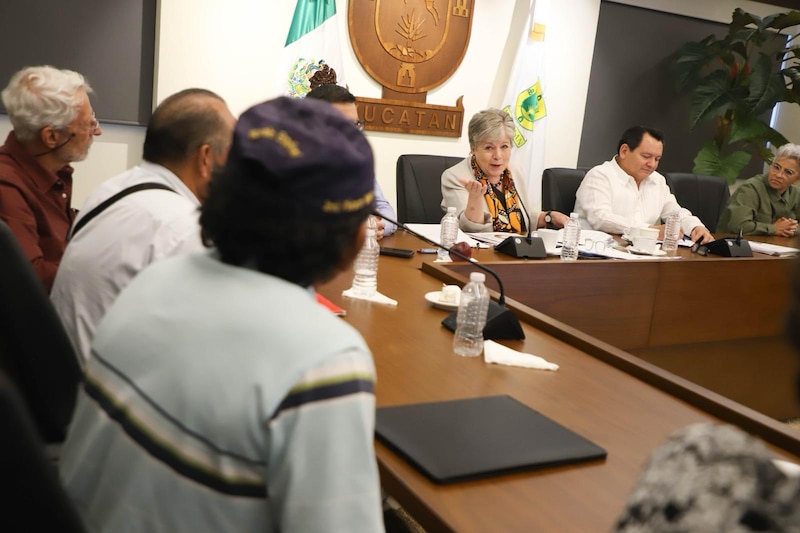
[
  {"left": 447, "top": 206, "right": 457, "bottom": 213},
  {"left": 469, "top": 272, "right": 485, "bottom": 282},
  {"left": 570, "top": 212, "right": 579, "bottom": 219}
]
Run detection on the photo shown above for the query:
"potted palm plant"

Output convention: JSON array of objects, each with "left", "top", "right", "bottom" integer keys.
[{"left": 672, "top": 8, "right": 800, "bottom": 184}]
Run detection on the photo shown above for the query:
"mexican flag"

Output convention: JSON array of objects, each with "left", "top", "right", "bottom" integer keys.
[
  {"left": 501, "top": 0, "right": 549, "bottom": 211},
  {"left": 277, "top": 0, "right": 346, "bottom": 97}
]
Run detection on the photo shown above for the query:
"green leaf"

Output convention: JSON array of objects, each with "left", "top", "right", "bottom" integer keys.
[
  {"left": 672, "top": 41, "right": 716, "bottom": 92},
  {"left": 747, "top": 53, "right": 784, "bottom": 115},
  {"left": 784, "top": 48, "right": 800, "bottom": 64},
  {"left": 783, "top": 66, "right": 800, "bottom": 84},
  {"left": 728, "top": 41, "right": 749, "bottom": 62},
  {"left": 764, "top": 11, "right": 800, "bottom": 31},
  {"left": 730, "top": 9, "right": 761, "bottom": 33},
  {"left": 689, "top": 71, "right": 733, "bottom": 129},
  {"left": 681, "top": 8, "right": 799, "bottom": 183},
  {"left": 755, "top": 144, "right": 775, "bottom": 163},
  {"left": 719, "top": 151, "right": 754, "bottom": 183},
  {"left": 784, "top": 66, "right": 800, "bottom": 103},
  {"left": 693, "top": 142, "right": 751, "bottom": 184},
  {"left": 764, "top": 126, "right": 789, "bottom": 148},
  {"left": 728, "top": 115, "right": 768, "bottom": 144},
  {"left": 728, "top": 29, "right": 757, "bottom": 47}
]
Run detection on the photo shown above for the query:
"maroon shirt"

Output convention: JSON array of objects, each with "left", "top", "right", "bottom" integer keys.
[{"left": 0, "top": 131, "right": 75, "bottom": 292}]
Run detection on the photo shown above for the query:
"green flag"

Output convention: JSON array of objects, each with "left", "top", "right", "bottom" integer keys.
[
  {"left": 278, "top": 0, "right": 345, "bottom": 97},
  {"left": 285, "top": 0, "right": 336, "bottom": 46}
]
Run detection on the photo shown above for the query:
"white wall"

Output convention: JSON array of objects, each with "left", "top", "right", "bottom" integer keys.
[
  {"left": 1, "top": 0, "right": 795, "bottom": 210},
  {"left": 151, "top": 0, "right": 538, "bottom": 208},
  {"left": 0, "top": 116, "right": 145, "bottom": 208},
  {"left": 152, "top": 0, "right": 603, "bottom": 210}
]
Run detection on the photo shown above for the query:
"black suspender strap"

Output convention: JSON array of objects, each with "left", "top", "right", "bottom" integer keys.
[{"left": 70, "top": 182, "right": 177, "bottom": 239}]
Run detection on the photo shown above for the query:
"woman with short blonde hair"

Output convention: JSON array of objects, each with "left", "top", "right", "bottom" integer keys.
[{"left": 440, "top": 108, "right": 568, "bottom": 233}]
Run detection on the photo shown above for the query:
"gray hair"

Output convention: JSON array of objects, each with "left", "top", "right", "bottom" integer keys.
[
  {"left": 1, "top": 66, "right": 93, "bottom": 143},
  {"left": 468, "top": 108, "right": 515, "bottom": 148},
  {"left": 774, "top": 143, "right": 800, "bottom": 165}
]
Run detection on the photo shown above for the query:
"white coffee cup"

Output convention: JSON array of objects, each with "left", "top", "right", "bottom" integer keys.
[
  {"left": 632, "top": 227, "right": 659, "bottom": 254},
  {"left": 627, "top": 226, "right": 646, "bottom": 239},
  {"left": 533, "top": 228, "right": 559, "bottom": 252}
]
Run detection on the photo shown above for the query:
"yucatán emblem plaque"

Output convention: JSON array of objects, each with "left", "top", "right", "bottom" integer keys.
[{"left": 348, "top": 0, "right": 475, "bottom": 137}]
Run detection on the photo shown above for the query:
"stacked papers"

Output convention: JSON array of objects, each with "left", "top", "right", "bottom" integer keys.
[
  {"left": 467, "top": 232, "right": 520, "bottom": 246},
  {"left": 749, "top": 241, "right": 800, "bottom": 257}
]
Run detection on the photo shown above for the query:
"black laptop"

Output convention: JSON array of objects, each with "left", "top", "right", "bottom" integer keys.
[{"left": 375, "top": 395, "right": 607, "bottom": 484}]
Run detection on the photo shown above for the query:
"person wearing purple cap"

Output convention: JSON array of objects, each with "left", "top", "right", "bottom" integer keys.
[{"left": 59, "top": 97, "right": 384, "bottom": 532}]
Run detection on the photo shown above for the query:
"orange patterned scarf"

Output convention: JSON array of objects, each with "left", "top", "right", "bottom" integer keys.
[{"left": 470, "top": 155, "right": 526, "bottom": 233}]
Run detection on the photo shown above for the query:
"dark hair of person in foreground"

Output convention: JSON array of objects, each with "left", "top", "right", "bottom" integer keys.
[{"left": 200, "top": 169, "right": 364, "bottom": 287}]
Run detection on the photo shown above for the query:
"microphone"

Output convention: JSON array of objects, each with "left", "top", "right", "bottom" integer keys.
[
  {"left": 34, "top": 133, "right": 76, "bottom": 157},
  {"left": 493, "top": 191, "right": 547, "bottom": 259},
  {"left": 375, "top": 212, "right": 525, "bottom": 340},
  {"left": 694, "top": 227, "right": 752, "bottom": 257}
]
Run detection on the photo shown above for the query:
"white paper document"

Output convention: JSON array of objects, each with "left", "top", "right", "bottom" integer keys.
[
  {"left": 748, "top": 241, "right": 800, "bottom": 257},
  {"left": 404, "top": 224, "right": 488, "bottom": 248},
  {"left": 467, "top": 232, "right": 521, "bottom": 246}
]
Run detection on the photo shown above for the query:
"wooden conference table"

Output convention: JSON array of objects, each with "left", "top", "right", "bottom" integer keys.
[
  {"left": 317, "top": 232, "right": 800, "bottom": 532},
  {"left": 437, "top": 234, "right": 799, "bottom": 421}
]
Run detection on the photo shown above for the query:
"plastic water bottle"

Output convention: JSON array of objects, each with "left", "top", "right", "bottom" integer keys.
[
  {"left": 662, "top": 211, "right": 681, "bottom": 255},
  {"left": 438, "top": 206, "right": 459, "bottom": 261},
  {"left": 560, "top": 212, "right": 581, "bottom": 261},
  {"left": 351, "top": 227, "right": 379, "bottom": 297},
  {"left": 366, "top": 214, "right": 378, "bottom": 233},
  {"left": 453, "top": 272, "right": 490, "bottom": 357}
]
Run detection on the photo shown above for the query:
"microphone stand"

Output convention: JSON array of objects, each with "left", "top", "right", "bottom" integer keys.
[
  {"left": 493, "top": 192, "right": 547, "bottom": 259},
  {"left": 376, "top": 213, "right": 525, "bottom": 340}
]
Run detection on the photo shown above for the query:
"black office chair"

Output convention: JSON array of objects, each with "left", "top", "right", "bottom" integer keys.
[
  {"left": 663, "top": 173, "right": 730, "bottom": 232},
  {"left": 0, "top": 370, "right": 86, "bottom": 532},
  {"left": 396, "top": 154, "right": 463, "bottom": 223},
  {"left": 541, "top": 167, "right": 590, "bottom": 214},
  {"left": 0, "top": 220, "right": 81, "bottom": 444}
]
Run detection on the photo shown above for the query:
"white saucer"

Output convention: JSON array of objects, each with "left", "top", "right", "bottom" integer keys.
[
  {"left": 424, "top": 291, "right": 460, "bottom": 311},
  {"left": 627, "top": 245, "right": 666, "bottom": 257}
]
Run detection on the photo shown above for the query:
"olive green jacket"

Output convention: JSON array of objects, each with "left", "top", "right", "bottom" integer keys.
[{"left": 717, "top": 174, "right": 800, "bottom": 235}]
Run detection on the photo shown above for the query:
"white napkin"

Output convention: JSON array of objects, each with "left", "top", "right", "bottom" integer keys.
[
  {"left": 483, "top": 340, "right": 559, "bottom": 371},
  {"left": 342, "top": 288, "right": 398, "bottom": 306},
  {"left": 433, "top": 256, "right": 453, "bottom": 263}
]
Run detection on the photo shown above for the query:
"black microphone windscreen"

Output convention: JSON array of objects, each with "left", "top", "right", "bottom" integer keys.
[{"left": 377, "top": 212, "right": 525, "bottom": 340}]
